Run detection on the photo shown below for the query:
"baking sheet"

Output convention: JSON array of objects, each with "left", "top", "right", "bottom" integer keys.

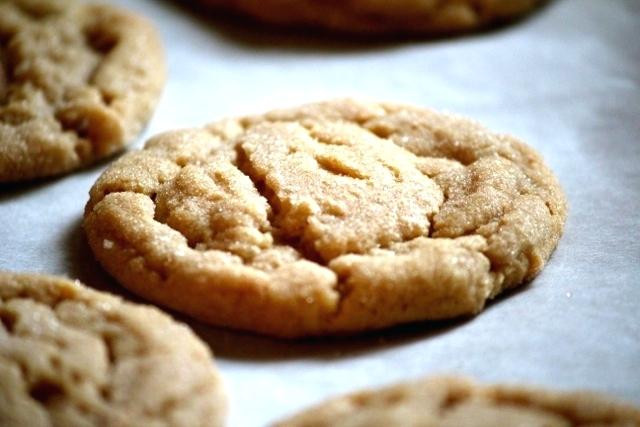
[{"left": 1, "top": 0, "right": 639, "bottom": 425}]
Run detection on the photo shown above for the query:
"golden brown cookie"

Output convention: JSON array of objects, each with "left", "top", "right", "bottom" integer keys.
[
  {"left": 198, "top": 0, "right": 545, "bottom": 36},
  {"left": 84, "top": 99, "right": 567, "bottom": 338},
  {"left": 274, "top": 376, "right": 640, "bottom": 426},
  {"left": 0, "top": 271, "right": 226, "bottom": 427},
  {"left": 0, "top": 0, "right": 166, "bottom": 182}
]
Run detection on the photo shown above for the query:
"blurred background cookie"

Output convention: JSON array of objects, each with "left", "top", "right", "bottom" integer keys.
[
  {"left": 0, "top": 271, "right": 226, "bottom": 427},
  {"left": 0, "top": 0, "right": 166, "bottom": 182},
  {"left": 275, "top": 376, "right": 640, "bottom": 426},
  {"left": 195, "top": 0, "right": 546, "bottom": 36}
]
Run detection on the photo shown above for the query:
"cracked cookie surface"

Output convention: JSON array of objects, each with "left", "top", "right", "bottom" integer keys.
[
  {"left": 0, "top": 271, "right": 226, "bottom": 427},
  {"left": 84, "top": 99, "right": 567, "bottom": 338},
  {"left": 197, "top": 0, "right": 545, "bottom": 35},
  {"left": 0, "top": 0, "right": 165, "bottom": 182},
  {"left": 274, "top": 376, "right": 640, "bottom": 426}
]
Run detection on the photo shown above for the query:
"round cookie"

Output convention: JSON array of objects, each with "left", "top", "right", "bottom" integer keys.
[
  {"left": 274, "top": 376, "right": 640, "bottom": 426},
  {"left": 84, "top": 99, "right": 567, "bottom": 338},
  {"left": 0, "top": 272, "right": 226, "bottom": 427},
  {"left": 198, "top": 0, "right": 545, "bottom": 36},
  {"left": 0, "top": 0, "right": 166, "bottom": 182}
]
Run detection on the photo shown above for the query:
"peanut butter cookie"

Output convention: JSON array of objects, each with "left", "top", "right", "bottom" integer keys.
[
  {"left": 275, "top": 376, "right": 640, "bottom": 426},
  {"left": 0, "top": 271, "right": 226, "bottom": 427},
  {"left": 84, "top": 99, "right": 567, "bottom": 338},
  {"left": 198, "top": 0, "right": 545, "bottom": 35},
  {"left": 0, "top": 0, "right": 165, "bottom": 182}
]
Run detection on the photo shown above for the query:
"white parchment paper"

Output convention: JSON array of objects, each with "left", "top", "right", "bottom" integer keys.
[{"left": 1, "top": 0, "right": 638, "bottom": 425}]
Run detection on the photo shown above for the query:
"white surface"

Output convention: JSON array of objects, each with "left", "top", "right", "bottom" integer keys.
[{"left": 1, "top": 0, "right": 639, "bottom": 425}]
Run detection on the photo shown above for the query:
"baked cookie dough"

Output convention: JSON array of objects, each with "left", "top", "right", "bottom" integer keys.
[
  {"left": 0, "top": 0, "right": 165, "bottom": 182},
  {"left": 84, "top": 99, "right": 567, "bottom": 338},
  {"left": 198, "top": 0, "right": 545, "bottom": 35},
  {"left": 274, "top": 376, "right": 640, "bottom": 426},
  {"left": 0, "top": 272, "right": 226, "bottom": 427}
]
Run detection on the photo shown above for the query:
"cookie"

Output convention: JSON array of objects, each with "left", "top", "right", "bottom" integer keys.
[
  {"left": 274, "top": 376, "right": 640, "bottom": 426},
  {"left": 0, "top": 272, "right": 226, "bottom": 427},
  {"left": 84, "top": 99, "right": 567, "bottom": 338},
  {"left": 198, "top": 0, "right": 545, "bottom": 35},
  {"left": 0, "top": 0, "right": 165, "bottom": 182}
]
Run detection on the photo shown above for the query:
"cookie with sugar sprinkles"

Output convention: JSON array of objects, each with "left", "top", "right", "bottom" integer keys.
[{"left": 84, "top": 99, "right": 567, "bottom": 338}]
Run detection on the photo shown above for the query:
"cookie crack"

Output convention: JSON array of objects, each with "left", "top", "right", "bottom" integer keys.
[
  {"left": 300, "top": 122, "right": 401, "bottom": 182},
  {"left": 0, "top": 40, "right": 9, "bottom": 105},
  {"left": 439, "top": 386, "right": 472, "bottom": 412},
  {"left": 361, "top": 118, "right": 480, "bottom": 166},
  {"left": 89, "top": 198, "right": 176, "bottom": 281},
  {"left": 231, "top": 128, "right": 442, "bottom": 267},
  {"left": 232, "top": 142, "right": 327, "bottom": 265},
  {"left": 84, "top": 25, "right": 117, "bottom": 108},
  {"left": 432, "top": 195, "right": 512, "bottom": 240},
  {"left": 0, "top": 308, "right": 16, "bottom": 332},
  {"left": 314, "top": 153, "right": 368, "bottom": 180},
  {"left": 1, "top": 353, "right": 64, "bottom": 418},
  {"left": 28, "top": 378, "right": 65, "bottom": 406},
  {"left": 56, "top": 29, "right": 121, "bottom": 161},
  {"left": 432, "top": 151, "right": 544, "bottom": 237},
  {"left": 434, "top": 389, "right": 591, "bottom": 424},
  {"left": 483, "top": 393, "right": 599, "bottom": 425}
]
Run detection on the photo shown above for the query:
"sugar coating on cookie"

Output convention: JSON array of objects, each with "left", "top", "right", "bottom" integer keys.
[
  {"left": 198, "top": 0, "right": 545, "bottom": 35},
  {"left": 274, "top": 376, "right": 640, "bottom": 426},
  {"left": 84, "top": 99, "right": 567, "bottom": 338},
  {"left": 0, "top": 0, "right": 165, "bottom": 182},
  {"left": 0, "top": 272, "right": 226, "bottom": 427}
]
